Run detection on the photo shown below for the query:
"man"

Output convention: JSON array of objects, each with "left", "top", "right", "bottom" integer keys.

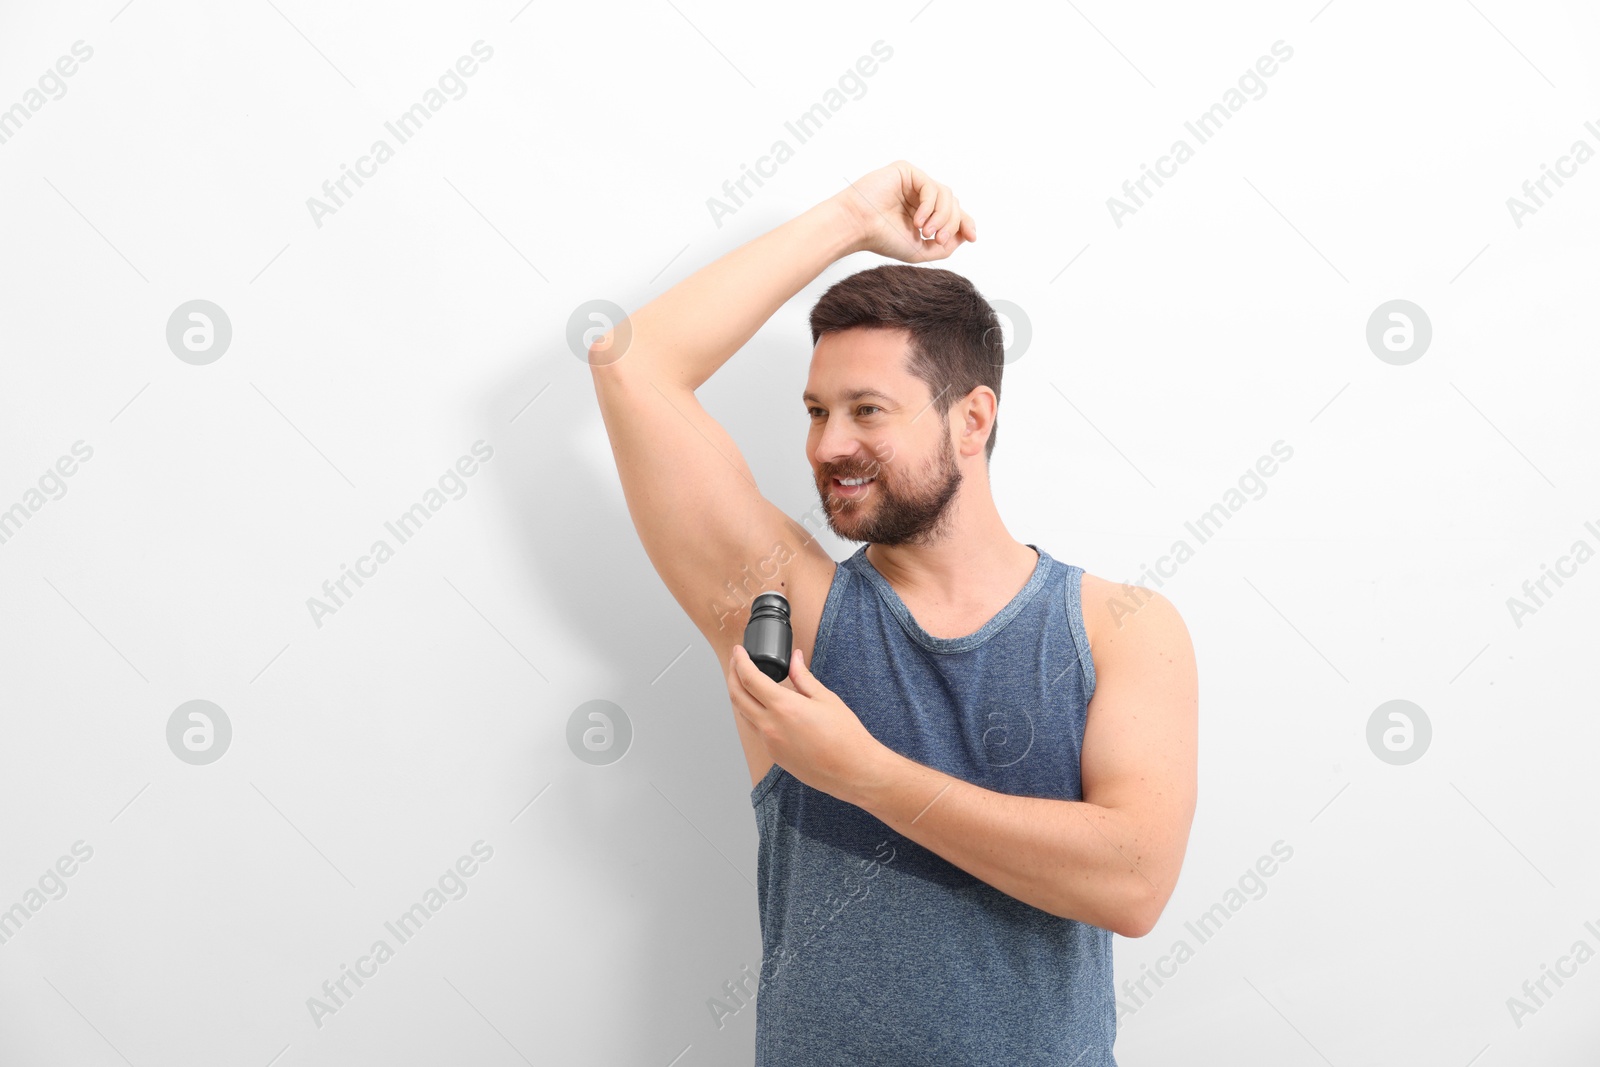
[{"left": 588, "top": 160, "right": 1197, "bottom": 1065}]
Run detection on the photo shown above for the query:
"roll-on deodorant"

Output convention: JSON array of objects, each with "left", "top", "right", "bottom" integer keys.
[{"left": 743, "top": 592, "right": 792, "bottom": 682}]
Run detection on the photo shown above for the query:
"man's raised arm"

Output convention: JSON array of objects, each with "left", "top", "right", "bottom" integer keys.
[
  {"left": 586, "top": 160, "right": 974, "bottom": 389},
  {"left": 589, "top": 197, "right": 856, "bottom": 392},
  {"left": 584, "top": 163, "right": 977, "bottom": 646}
]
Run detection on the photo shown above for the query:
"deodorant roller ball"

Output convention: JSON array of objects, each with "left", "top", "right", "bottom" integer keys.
[{"left": 743, "top": 592, "right": 793, "bottom": 682}]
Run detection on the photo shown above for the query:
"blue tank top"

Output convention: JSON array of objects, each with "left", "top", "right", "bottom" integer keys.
[{"left": 749, "top": 542, "right": 1117, "bottom": 1066}]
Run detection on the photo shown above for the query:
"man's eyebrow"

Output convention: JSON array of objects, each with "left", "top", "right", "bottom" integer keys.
[{"left": 802, "top": 388, "right": 898, "bottom": 406}]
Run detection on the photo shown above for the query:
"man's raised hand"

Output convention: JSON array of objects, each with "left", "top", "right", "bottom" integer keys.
[{"left": 832, "top": 160, "right": 978, "bottom": 263}]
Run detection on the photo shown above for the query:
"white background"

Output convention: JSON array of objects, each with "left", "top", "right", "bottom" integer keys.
[{"left": 1, "top": 0, "right": 1597, "bottom": 1064}]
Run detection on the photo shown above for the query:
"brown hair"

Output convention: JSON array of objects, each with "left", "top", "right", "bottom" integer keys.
[{"left": 808, "top": 264, "right": 1004, "bottom": 462}]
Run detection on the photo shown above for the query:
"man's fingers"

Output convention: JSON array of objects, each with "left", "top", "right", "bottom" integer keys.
[
  {"left": 912, "top": 172, "right": 940, "bottom": 232},
  {"left": 727, "top": 654, "right": 760, "bottom": 719},
  {"left": 914, "top": 183, "right": 935, "bottom": 236},
  {"left": 731, "top": 644, "right": 758, "bottom": 682},
  {"left": 730, "top": 645, "right": 772, "bottom": 702},
  {"left": 912, "top": 186, "right": 933, "bottom": 232},
  {"left": 921, "top": 184, "right": 951, "bottom": 241},
  {"left": 929, "top": 191, "right": 959, "bottom": 243}
]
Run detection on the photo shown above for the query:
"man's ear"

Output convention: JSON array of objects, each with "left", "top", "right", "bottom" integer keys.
[{"left": 959, "top": 387, "right": 996, "bottom": 456}]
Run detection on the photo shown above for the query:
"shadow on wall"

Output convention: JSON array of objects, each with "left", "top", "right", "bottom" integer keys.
[{"left": 466, "top": 320, "right": 829, "bottom": 1064}]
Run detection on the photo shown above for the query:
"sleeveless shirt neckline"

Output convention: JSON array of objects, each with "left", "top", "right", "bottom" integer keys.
[{"left": 850, "top": 542, "right": 1052, "bottom": 655}]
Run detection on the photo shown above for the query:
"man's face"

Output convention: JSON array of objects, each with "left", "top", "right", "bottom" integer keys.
[{"left": 803, "top": 327, "right": 964, "bottom": 547}]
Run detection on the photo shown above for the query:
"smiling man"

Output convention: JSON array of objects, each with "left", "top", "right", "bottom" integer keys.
[{"left": 588, "top": 161, "right": 1198, "bottom": 1066}]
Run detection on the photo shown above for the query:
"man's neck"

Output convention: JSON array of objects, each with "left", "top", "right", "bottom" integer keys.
[{"left": 864, "top": 496, "right": 1033, "bottom": 605}]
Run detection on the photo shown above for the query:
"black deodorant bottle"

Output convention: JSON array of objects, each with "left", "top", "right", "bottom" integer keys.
[{"left": 743, "top": 592, "right": 793, "bottom": 682}]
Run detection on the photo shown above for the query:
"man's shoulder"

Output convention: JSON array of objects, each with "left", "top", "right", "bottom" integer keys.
[{"left": 1075, "top": 570, "right": 1189, "bottom": 661}]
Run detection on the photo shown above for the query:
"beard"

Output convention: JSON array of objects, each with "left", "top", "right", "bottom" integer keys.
[{"left": 816, "top": 430, "right": 964, "bottom": 547}]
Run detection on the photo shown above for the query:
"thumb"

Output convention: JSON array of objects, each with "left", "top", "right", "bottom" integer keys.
[{"left": 787, "top": 646, "right": 817, "bottom": 691}]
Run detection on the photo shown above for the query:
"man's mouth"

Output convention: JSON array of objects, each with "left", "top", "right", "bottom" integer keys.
[{"left": 831, "top": 476, "right": 875, "bottom": 498}]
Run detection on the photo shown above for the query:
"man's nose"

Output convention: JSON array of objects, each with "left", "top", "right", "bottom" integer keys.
[{"left": 814, "top": 423, "right": 863, "bottom": 468}]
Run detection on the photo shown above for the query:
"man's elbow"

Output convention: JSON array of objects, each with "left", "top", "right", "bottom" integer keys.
[
  {"left": 587, "top": 331, "right": 646, "bottom": 407},
  {"left": 586, "top": 330, "right": 620, "bottom": 373},
  {"left": 1046, "top": 889, "right": 1159, "bottom": 938},
  {"left": 1116, "top": 908, "right": 1156, "bottom": 940},
  {"left": 586, "top": 308, "right": 643, "bottom": 371},
  {"left": 1114, "top": 882, "right": 1171, "bottom": 939}
]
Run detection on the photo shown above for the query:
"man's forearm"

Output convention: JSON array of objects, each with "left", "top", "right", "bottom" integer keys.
[
  {"left": 591, "top": 197, "right": 862, "bottom": 391},
  {"left": 846, "top": 746, "right": 1163, "bottom": 937}
]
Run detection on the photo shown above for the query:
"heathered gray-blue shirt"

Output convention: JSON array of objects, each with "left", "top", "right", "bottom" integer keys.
[{"left": 750, "top": 543, "right": 1118, "bottom": 1066}]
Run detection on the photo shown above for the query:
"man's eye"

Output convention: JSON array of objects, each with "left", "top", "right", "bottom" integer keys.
[{"left": 807, "top": 406, "right": 878, "bottom": 418}]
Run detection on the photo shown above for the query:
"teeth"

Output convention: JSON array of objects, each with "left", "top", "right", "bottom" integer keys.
[{"left": 839, "top": 477, "right": 873, "bottom": 486}]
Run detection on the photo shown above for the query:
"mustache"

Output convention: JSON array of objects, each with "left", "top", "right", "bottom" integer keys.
[{"left": 822, "top": 463, "right": 885, "bottom": 480}]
